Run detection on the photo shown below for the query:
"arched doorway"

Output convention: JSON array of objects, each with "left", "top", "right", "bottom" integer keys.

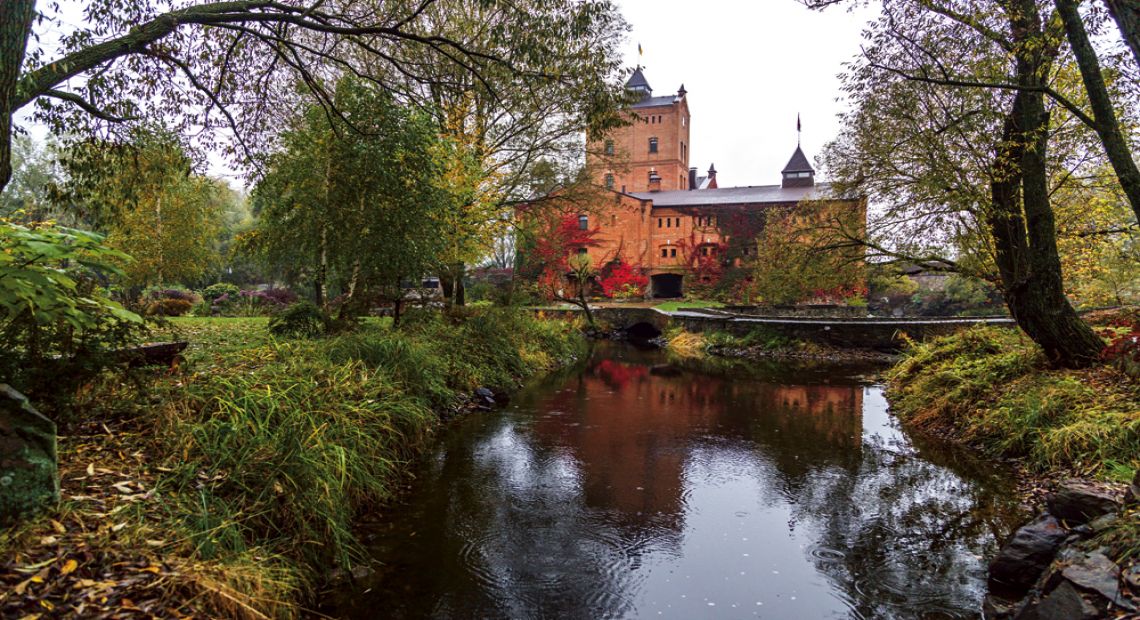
[{"left": 650, "top": 273, "right": 683, "bottom": 299}]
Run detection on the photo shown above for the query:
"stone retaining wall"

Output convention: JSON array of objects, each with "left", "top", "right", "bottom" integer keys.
[{"left": 534, "top": 307, "right": 1017, "bottom": 351}]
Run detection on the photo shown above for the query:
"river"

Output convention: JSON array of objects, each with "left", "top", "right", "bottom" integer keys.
[{"left": 326, "top": 342, "right": 1024, "bottom": 619}]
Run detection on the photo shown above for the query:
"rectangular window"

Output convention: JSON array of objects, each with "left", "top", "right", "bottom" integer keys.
[
  {"left": 666, "top": 218, "right": 671, "bottom": 228},
  {"left": 578, "top": 215, "right": 588, "bottom": 230},
  {"left": 670, "top": 248, "right": 677, "bottom": 257},
  {"left": 661, "top": 248, "right": 668, "bottom": 258},
  {"left": 675, "top": 217, "right": 680, "bottom": 227},
  {"left": 701, "top": 247, "right": 709, "bottom": 256},
  {"left": 658, "top": 218, "right": 663, "bottom": 228},
  {"left": 649, "top": 137, "right": 658, "bottom": 154},
  {"left": 605, "top": 173, "right": 614, "bottom": 190},
  {"left": 604, "top": 140, "right": 614, "bottom": 156}
]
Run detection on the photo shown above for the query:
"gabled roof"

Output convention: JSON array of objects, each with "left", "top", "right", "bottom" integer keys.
[
  {"left": 781, "top": 145, "right": 815, "bottom": 174},
  {"left": 626, "top": 67, "right": 652, "bottom": 94}
]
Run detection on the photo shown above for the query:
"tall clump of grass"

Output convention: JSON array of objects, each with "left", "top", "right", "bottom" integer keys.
[
  {"left": 887, "top": 326, "right": 1139, "bottom": 479},
  {"left": 146, "top": 306, "right": 585, "bottom": 609},
  {"left": 665, "top": 327, "right": 707, "bottom": 358}
]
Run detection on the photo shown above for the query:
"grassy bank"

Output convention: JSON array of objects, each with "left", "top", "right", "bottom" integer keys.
[
  {"left": 663, "top": 326, "right": 897, "bottom": 364},
  {"left": 0, "top": 309, "right": 584, "bottom": 618},
  {"left": 887, "top": 326, "right": 1139, "bottom": 480}
]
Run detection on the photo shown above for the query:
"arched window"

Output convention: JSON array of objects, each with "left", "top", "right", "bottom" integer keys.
[{"left": 578, "top": 215, "right": 588, "bottom": 230}]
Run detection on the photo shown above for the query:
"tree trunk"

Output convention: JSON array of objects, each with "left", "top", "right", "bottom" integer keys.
[
  {"left": 315, "top": 224, "right": 328, "bottom": 308},
  {"left": 1105, "top": 0, "right": 1140, "bottom": 69},
  {"left": 453, "top": 262, "right": 466, "bottom": 306},
  {"left": 1056, "top": 0, "right": 1140, "bottom": 224},
  {"left": 0, "top": 1, "right": 36, "bottom": 193},
  {"left": 989, "top": 3, "right": 1104, "bottom": 368},
  {"left": 338, "top": 259, "right": 362, "bottom": 321},
  {"left": 392, "top": 277, "right": 404, "bottom": 328},
  {"left": 578, "top": 281, "right": 594, "bottom": 325},
  {"left": 439, "top": 270, "right": 454, "bottom": 306}
]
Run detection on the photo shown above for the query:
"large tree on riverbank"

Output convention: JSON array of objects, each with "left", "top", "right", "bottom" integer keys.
[
  {"left": 0, "top": 0, "right": 629, "bottom": 195},
  {"left": 807, "top": 0, "right": 1138, "bottom": 366}
]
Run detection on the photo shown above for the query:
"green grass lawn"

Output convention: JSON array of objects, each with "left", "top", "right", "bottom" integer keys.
[{"left": 653, "top": 299, "right": 726, "bottom": 312}]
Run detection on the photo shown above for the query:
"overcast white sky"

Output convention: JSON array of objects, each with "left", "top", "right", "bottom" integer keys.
[
  {"left": 615, "top": 0, "right": 878, "bottom": 188},
  {"left": 15, "top": 0, "right": 879, "bottom": 188}
]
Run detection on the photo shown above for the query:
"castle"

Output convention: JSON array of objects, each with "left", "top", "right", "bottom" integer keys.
[{"left": 577, "top": 68, "right": 864, "bottom": 299}]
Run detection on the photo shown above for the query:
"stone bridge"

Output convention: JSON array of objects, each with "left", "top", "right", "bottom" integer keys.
[{"left": 536, "top": 306, "right": 1016, "bottom": 352}]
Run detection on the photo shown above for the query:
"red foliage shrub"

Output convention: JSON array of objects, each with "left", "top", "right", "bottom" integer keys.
[
  {"left": 1100, "top": 320, "right": 1140, "bottom": 379},
  {"left": 599, "top": 260, "right": 648, "bottom": 298}
]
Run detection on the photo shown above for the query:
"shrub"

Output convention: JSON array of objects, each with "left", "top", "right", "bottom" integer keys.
[
  {"left": 599, "top": 260, "right": 648, "bottom": 299},
  {"left": 268, "top": 301, "right": 328, "bottom": 337},
  {"left": 146, "top": 298, "right": 194, "bottom": 317},
  {"left": 144, "top": 286, "right": 200, "bottom": 303},
  {"left": 1101, "top": 320, "right": 1140, "bottom": 379},
  {"left": 202, "top": 282, "right": 240, "bottom": 301}
]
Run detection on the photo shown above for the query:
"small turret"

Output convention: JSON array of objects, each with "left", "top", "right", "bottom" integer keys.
[
  {"left": 781, "top": 146, "right": 815, "bottom": 188},
  {"left": 626, "top": 67, "right": 652, "bottom": 99}
]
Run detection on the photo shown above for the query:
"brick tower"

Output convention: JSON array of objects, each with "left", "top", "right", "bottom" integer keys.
[{"left": 589, "top": 68, "right": 691, "bottom": 193}]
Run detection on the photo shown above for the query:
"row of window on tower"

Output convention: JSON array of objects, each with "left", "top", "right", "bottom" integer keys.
[{"left": 603, "top": 137, "right": 681, "bottom": 157}]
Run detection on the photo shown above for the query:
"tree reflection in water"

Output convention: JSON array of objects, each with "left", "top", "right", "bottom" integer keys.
[{"left": 328, "top": 343, "right": 1023, "bottom": 620}]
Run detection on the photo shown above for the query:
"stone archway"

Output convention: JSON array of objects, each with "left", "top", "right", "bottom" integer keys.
[{"left": 650, "top": 273, "right": 683, "bottom": 299}]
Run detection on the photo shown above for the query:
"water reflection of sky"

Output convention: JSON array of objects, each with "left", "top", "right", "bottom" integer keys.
[{"left": 329, "top": 344, "right": 1023, "bottom": 619}]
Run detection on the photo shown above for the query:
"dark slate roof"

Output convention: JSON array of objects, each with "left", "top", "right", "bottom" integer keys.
[
  {"left": 630, "top": 95, "right": 678, "bottom": 109},
  {"left": 781, "top": 146, "right": 815, "bottom": 174},
  {"left": 630, "top": 183, "right": 834, "bottom": 207},
  {"left": 626, "top": 68, "right": 652, "bottom": 93}
]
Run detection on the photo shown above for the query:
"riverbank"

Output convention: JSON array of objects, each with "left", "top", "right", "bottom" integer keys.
[
  {"left": 885, "top": 324, "right": 1140, "bottom": 617},
  {"left": 663, "top": 326, "right": 899, "bottom": 366},
  {"left": 0, "top": 310, "right": 585, "bottom": 618}
]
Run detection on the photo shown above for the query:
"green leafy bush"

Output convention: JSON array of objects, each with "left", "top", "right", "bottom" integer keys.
[
  {"left": 202, "top": 282, "right": 240, "bottom": 301},
  {"left": 0, "top": 222, "right": 144, "bottom": 413},
  {"left": 268, "top": 301, "right": 328, "bottom": 337}
]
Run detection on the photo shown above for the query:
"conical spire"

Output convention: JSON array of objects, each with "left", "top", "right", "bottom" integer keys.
[{"left": 781, "top": 145, "right": 814, "bottom": 174}]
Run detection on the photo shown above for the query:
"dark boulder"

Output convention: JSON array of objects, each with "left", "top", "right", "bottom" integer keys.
[
  {"left": 989, "top": 514, "right": 1069, "bottom": 597},
  {"left": 1047, "top": 480, "right": 1121, "bottom": 525},
  {"left": 1061, "top": 551, "right": 1120, "bottom": 604},
  {"left": 1034, "top": 581, "right": 1102, "bottom": 620},
  {"left": 474, "top": 387, "right": 496, "bottom": 405}
]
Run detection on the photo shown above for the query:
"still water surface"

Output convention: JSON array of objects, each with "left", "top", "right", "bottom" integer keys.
[{"left": 330, "top": 343, "right": 1024, "bottom": 619}]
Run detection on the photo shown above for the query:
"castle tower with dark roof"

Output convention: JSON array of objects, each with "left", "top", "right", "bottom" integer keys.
[{"left": 588, "top": 68, "right": 691, "bottom": 193}]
